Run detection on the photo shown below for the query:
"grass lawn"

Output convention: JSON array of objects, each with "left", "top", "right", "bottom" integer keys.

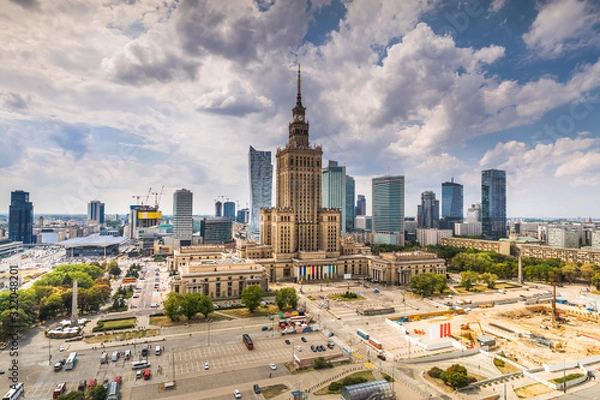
[
  {"left": 85, "top": 328, "right": 160, "bottom": 343},
  {"left": 100, "top": 318, "right": 136, "bottom": 330},
  {"left": 496, "top": 363, "right": 521, "bottom": 374},
  {"left": 219, "top": 305, "right": 283, "bottom": 318},
  {"left": 454, "top": 285, "right": 489, "bottom": 293},
  {"left": 327, "top": 293, "right": 366, "bottom": 302},
  {"left": 262, "top": 384, "right": 289, "bottom": 400},
  {"left": 149, "top": 313, "right": 228, "bottom": 327},
  {"left": 515, "top": 383, "right": 553, "bottom": 398},
  {"left": 314, "top": 370, "right": 378, "bottom": 395}
]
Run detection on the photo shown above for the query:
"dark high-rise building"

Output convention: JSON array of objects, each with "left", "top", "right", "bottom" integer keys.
[
  {"left": 481, "top": 169, "right": 507, "bottom": 240},
  {"left": 417, "top": 191, "right": 439, "bottom": 228},
  {"left": 215, "top": 201, "right": 222, "bottom": 217},
  {"left": 248, "top": 146, "right": 273, "bottom": 234},
  {"left": 441, "top": 179, "right": 463, "bottom": 229},
  {"left": 88, "top": 200, "right": 105, "bottom": 225},
  {"left": 345, "top": 176, "right": 355, "bottom": 232},
  {"left": 355, "top": 194, "right": 366, "bottom": 216},
  {"left": 223, "top": 201, "right": 236, "bottom": 219},
  {"left": 9, "top": 190, "right": 34, "bottom": 244}
]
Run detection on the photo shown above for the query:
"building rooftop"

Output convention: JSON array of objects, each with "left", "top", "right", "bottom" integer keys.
[{"left": 59, "top": 236, "right": 129, "bottom": 248}]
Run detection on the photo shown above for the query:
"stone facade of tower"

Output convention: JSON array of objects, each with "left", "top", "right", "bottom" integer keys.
[{"left": 260, "top": 67, "right": 340, "bottom": 258}]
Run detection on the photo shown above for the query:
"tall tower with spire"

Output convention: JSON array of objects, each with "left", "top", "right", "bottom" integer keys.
[{"left": 261, "top": 66, "right": 340, "bottom": 257}]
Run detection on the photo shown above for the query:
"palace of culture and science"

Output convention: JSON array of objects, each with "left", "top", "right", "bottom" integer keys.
[{"left": 169, "top": 68, "right": 445, "bottom": 299}]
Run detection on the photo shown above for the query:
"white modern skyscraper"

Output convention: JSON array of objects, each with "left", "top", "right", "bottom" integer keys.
[
  {"left": 249, "top": 146, "right": 273, "bottom": 234},
  {"left": 173, "top": 188, "right": 193, "bottom": 243}
]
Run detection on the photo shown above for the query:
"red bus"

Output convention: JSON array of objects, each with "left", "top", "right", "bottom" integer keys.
[
  {"left": 53, "top": 382, "right": 66, "bottom": 399},
  {"left": 242, "top": 334, "right": 254, "bottom": 350},
  {"left": 368, "top": 337, "right": 383, "bottom": 349}
]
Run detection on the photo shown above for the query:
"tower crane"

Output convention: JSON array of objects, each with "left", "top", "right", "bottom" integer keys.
[{"left": 152, "top": 185, "right": 165, "bottom": 209}]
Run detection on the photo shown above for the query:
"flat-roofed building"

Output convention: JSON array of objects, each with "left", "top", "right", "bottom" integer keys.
[
  {"left": 370, "top": 251, "right": 446, "bottom": 285},
  {"left": 441, "top": 237, "right": 511, "bottom": 255}
]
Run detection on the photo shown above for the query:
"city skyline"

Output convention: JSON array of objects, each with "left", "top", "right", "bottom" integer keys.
[{"left": 1, "top": 1, "right": 600, "bottom": 217}]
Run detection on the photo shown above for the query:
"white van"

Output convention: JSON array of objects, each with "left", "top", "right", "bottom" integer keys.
[
  {"left": 132, "top": 361, "right": 150, "bottom": 370},
  {"left": 155, "top": 346, "right": 161, "bottom": 356},
  {"left": 111, "top": 351, "right": 120, "bottom": 362}
]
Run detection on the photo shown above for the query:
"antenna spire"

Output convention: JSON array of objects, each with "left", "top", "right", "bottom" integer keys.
[{"left": 296, "top": 64, "right": 302, "bottom": 107}]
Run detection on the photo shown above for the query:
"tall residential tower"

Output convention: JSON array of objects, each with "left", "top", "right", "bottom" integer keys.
[{"left": 87, "top": 200, "right": 105, "bottom": 225}]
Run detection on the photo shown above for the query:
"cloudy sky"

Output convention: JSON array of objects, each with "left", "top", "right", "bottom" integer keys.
[{"left": 1, "top": 0, "right": 600, "bottom": 219}]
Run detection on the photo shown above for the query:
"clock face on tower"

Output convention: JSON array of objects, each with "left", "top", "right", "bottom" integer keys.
[{"left": 295, "top": 114, "right": 304, "bottom": 122}]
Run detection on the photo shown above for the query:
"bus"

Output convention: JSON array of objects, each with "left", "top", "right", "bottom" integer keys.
[
  {"left": 356, "top": 329, "right": 370, "bottom": 340},
  {"left": 65, "top": 352, "right": 78, "bottom": 370},
  {"left": 368, "top": 337, "right": 383, "bottom": 349},
  {"left": 106, "top": 382, "right": 121, "bottom": 400},
  {"left": 52, "top": 382, "right": 66, "bottom": 399},
  {"left": 242, "top": 334, "right": 254, "bottom": 350},
  {"left": 2, "top": 383, "right": 24, "bottom": 400}
]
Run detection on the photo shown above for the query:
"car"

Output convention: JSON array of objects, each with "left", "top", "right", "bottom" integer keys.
[
  {"left": 78, "top": 380, "right": 87, "bottom": 392},
  {"left": 133, "top": 294, "right": 139, "bottom": 298},
  {"left": 253, "top": 384, "right": 261, "bottom": 394},
  {"left": 88, "top": 378, "right": 97, "bottom": 388},
  {"left": 114, "top": 376, "right": 122, "bottom": 384},
  {"left": 328, "top": 332, "right": 335, "bottom": 337},
  {"left": 58, "top": 345, "right": 65, "bottom": 352},
  {"left": 204, "top": 362, "right": 209, "bottom": 370},
  {"left": 269, "top": 363, "right": 277, "bottom": 370},
  {"left": 377, "top": 354, "right": 387, "bottom": 361},
  {"left": 301, "top": 337, "right": 307, "bottom": 342},
  {"left": 136, "top": 370, "right": 143, "bottom": 380},
  {"left": 58, "top": 359, "right": 66, "bottom": 365},
  {"left": 319, "top": 345, "right": 326, "bottom": 351},
  {"left": 54, "top": 362, "right": 62, "bottom": 372},
  {"left": 295, "top": 346, "right": 302, "bottom": 352},
  {"left": 233, "top": 389, "right": 242, "bottom": 399},
  {"left": 0, "top": 370, "right": 5, "bottom": 375},
  {"left": 102, "top": 379, "right": 110, "bottom": 388},
  {"left": 261, "top": 326, "right": 268, "bottom": 331},
  {"left": 311, "top": 345, "right": 317, "bottom": 352},
  {"left": 284, "top": 339, "right": 291, "bottom": 345}
]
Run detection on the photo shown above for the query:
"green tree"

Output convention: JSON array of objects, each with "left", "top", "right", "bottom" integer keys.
[
  {"left": 581, "top": 264, "right": 598, "bottom": 283},
  {"left": 57, "top": 391, "right": 85, "bottom": 400},
  {"left": 445, "top": 371, "right": 469, "bottom": 389},
  {"left": 181, "top": 293, "right": 201, "bottom": 320},
  {"left": 313, "top": 356, "right": 333, "bottom": 369},
  {"left": 592, "top": 272, "right": 600, "bottom": 291},
  {"left": 409, "top": 273, "right": 440, "bottom": 297},
  {"left": 241, "top": 285, "right": 264, "bottom": 313},
  {"left": 109, "top": 263, "right": 122, "bottom": 277},
  {"left": 85, "top": 385, "right": 107, "bottom": 400},
  {"left": 274, "top": 287, "right": 298, "bottom": 310},
  {"left": 163, "top": 292, "right": 183, "bottom": 321},
  {"left": 460, "top": 271, "right": 479, "bottom": 291},
  {"left": 561, "top": 263, "right": 579, "bottom": 284},
  {"left": 479, "top": 273, "right": 498, "bottom": 289},
  {"left": 197, "top": 294, "right": 214, "bottom": 319}
]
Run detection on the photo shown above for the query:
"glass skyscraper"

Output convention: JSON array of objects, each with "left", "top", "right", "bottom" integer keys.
[
  {"left": 248, "top": 146, "right": 273, "bottom": 233},
  {"left": 9, "top": 190, "right": 34, "bottom": 244},
  {"left": 481, "top": 169, "right": 507, "bottom": 240},
  {"left": 441, "top": 179, "right": 463, "bottom": 230},
  {"left": 372, "top": 176, "right": 404, "bottom": 234},
  {"left": 322, "top": 160, "right": 349, "bottom": 234},
  {"left": 355, "top": 194, "right": 366, "bottom": 216}
]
